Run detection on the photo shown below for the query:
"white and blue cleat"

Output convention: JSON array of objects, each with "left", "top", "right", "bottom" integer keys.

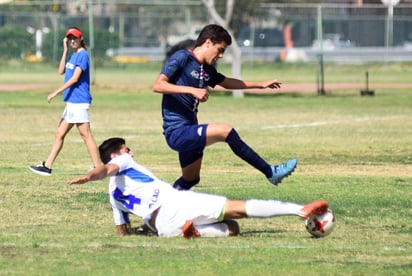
[{"left": 268, "top": 158, "right": 297, "bottom": 185}]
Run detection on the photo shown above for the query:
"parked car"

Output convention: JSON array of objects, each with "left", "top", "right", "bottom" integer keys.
[{"left": 237, "top": 27, "right": 284, "bottom": 47}]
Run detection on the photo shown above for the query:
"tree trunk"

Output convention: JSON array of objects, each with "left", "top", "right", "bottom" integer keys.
[
  {"left": 230, "top": 38, "right": 244, "bottom": 98},
  {"left": 202, "top": 0, "right": 244, "bottom": 98}
]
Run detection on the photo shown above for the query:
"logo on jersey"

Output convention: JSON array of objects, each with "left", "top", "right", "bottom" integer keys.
[
  {"left": 197, "top": 126, "right": 203, "bottom": 136},
  {"left": 191, "top": 70, "right": 200, "bottom": 79},
  {"left": 112, "top": 187, "right": 141, "bottom": 210},
  {"left": 191, "top": 69, "right": 210, "bottom": 87},
  {"left": 66, "top": 62, "right": 75, "bottom": 70}
]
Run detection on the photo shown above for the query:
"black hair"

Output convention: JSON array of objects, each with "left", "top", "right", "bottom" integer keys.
[
  {"left": 99, "top": 137, "right": 126, "bottom": 164},
  {"left": 195, "top": 24, "right": 232, "bottom": 47}
]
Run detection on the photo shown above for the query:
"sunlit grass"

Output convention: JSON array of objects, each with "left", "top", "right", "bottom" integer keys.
[{"left": 0, "top": 64, "right": 411, "bottom": 275}]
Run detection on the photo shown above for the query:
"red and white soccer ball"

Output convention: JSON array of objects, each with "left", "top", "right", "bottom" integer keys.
[{"left": 305, "top": 209, "right": 336, "bottom": 238}]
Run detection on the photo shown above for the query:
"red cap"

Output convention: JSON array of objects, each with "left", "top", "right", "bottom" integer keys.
[{"left": 66, "top": 28, "right": 82, "bottom": 38}]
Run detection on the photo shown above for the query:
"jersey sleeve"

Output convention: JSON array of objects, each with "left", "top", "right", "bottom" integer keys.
[
  {"left": 109, "top": 153, "right": 131, "bottom": 172},
  {"left": 75, "top": 50, "right": 89, "bottom": 72},
  {"left": 206, "top": 69, "right": 226, "bottom": 88},
  {"left": 161, "top": 50, "right": 187, "bottom": 80},
  {"left": 110, "top": 194, "right": 130, "bottom": 225}
]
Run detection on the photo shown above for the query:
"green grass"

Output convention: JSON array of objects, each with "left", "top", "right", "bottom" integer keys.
[{"left": 0, "top": 62, "right": 411, "bottom": 275}]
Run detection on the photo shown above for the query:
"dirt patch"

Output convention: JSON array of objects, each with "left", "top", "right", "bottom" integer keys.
[{"left": 0, "top": 84, "right": 56, "bottom": 91}]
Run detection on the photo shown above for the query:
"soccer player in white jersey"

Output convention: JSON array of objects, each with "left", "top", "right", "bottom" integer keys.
[{"left": 68, "top": 137, "right": 328, "bottom": 238}]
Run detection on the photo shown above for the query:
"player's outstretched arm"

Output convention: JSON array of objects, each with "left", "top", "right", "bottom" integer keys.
[
  {"left": 67, "top": 164, "right": 119, "bottom": 185},
  {"left": 219, "top": 77, "right": 282, "bottom": 90}
]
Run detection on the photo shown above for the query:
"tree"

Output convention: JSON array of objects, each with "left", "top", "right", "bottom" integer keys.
[{"left": 201, "top": 0, "right": 244, "bottom": 97}]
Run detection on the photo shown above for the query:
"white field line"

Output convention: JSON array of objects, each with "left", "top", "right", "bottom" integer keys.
[{"left": 260, "top": 115, "right": 403, "bottom": 130}]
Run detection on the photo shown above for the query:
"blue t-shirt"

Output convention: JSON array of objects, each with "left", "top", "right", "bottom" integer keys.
[
  {"left": 63, "top": 50, "right": 91, "bottom": 104},
  {"left": 160, "top": 50, "right": 225, "bottom": 135}
]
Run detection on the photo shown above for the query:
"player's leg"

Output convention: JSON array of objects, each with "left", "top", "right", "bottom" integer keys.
[
  {"left": 224, "top": 199, "right": 328, "bottom": 220},
  {"left": 207, "top": 123, "right": 297, "bottom": 185},
  {"left": 187, "top": 220, "right": 239, "bottom": 238},
  {"left": 166, "top": 125, "right": 207, "bottom": 190},
  {"left": 30, "top": 118, "right": 73, "bottom": 176},
  {"left": 76, "top": 122, "right": 101, "bottom": 168},
  {"left": 45, "top": 119, "right": 74, "bottom": 168},
  {"left": 225, "top": 219, "right": 240, "bottom": 235},
  {"left": 205, "top": 123, "right": 232, "bottom": 145},
  {"left": 181, "top": 197, "right": 327, "bottom": 238},
  {"left": 71, "top": 104, "right": 100, "bottom": 168},
  {"left": 174, "top": 156, "right": 202, "bottom": 190}
]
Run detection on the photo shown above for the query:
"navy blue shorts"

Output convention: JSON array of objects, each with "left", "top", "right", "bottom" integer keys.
[{"left": 165, "top": 124, "right": 208, "bottom": 168}]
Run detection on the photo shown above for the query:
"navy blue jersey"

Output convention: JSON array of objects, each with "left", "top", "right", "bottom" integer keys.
[{"left": 160, "top": 50, "right": 225, "bottom": 135}]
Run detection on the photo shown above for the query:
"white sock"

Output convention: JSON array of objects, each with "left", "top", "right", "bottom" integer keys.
[
  {"left": 245, "top": 199, "right": 303, "bottom": 217},
  {"left": 196, "top": 223, "right": 229, "bottom": 237}
]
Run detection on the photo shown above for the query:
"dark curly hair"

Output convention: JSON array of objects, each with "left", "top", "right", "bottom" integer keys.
[
  {"left": 98, "top": 137, "right": 125, "bottom": 164},
  {"left": 194, "top": 24, "right": 232, "bottom": 48}
]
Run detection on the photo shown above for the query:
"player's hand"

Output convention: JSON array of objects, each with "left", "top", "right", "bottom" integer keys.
[
  {"left": 67, "top": 176, "right": 89, "bottom": 185},
  {"left": 262, "top": 80, "right": 282, "bottom": 89},
  {"left": 47, "top": 91, "right": 58, "bottom": 103},
  {"left": 63, "top": 37, "right": 69, "bottom": 50},
  {"left": 192, "top": 88, "right": 209, "bottom": 102}
]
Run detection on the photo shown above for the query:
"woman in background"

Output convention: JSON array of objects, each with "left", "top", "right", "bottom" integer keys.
[{"left": 30, "top": 27, "right": 100, "bottom": 176}]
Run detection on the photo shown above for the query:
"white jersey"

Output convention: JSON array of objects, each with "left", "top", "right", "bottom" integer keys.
[
  {"left": 108, "top": 153, "right": 227, "bottom": 237},
  {"left": 108, "top": 153, "right": 174, "bottom": 225}
]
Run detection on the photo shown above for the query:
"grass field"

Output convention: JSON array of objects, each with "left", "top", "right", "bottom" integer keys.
[{"left": 0, "top": 62, "right": 411, "bottom": 275}]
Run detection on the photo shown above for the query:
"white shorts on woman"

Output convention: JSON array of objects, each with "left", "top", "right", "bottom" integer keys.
[{"left": 62, "top": 103, "right": 91, "bottom": 123}]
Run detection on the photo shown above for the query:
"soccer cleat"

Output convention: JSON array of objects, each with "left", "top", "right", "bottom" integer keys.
[
  {"left": 29, "top": 161, "right": 52, "bottom": 176},
  {"left": 297, "top": 201, "right": 329, "bottom": 219},
  {"left": 268, "top": 158, "right": 297, "bottom": 185},
  {"left": 182, "top": 220, "right": 200, "bottom": 239}
]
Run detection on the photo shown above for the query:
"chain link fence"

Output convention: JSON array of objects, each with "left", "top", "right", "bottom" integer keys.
[{"left": 1, "top": 1, "right": 412, "bottom": 64}]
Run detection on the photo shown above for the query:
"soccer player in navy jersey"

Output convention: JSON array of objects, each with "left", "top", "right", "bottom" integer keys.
[{"left": 153, "top": 24, "right": 297, "bottom": 191}]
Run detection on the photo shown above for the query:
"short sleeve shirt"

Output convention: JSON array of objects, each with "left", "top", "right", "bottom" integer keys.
[
  {"left": 160, "top": 50, "right": 226, "bottom": 135},
  {"left": 63, "top": 50, "right": 91, "bottom": 104}
]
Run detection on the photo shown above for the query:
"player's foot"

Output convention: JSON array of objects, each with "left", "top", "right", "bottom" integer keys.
[
  {"left": 182, "top": 220, "right": 200, "bottom": 239},
  {"left": 29, "top": 161, "right": 52, "bottom": 176},
  {"left": 268, "top": 158, "right": 297, "bottom": 185},
  {"left": 297, "top": 201, "right": 328, "bottom": 219}
]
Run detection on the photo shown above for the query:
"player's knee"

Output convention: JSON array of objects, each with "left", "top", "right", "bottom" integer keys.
[
  {"left": 225, "top": 220, "right": 240, "bottom": 236},
  {"left": 222, "top": 124, "right": 234, "bottom": 136},
  {"left": 225, "top": 127, "right": 240, "bottom": 144}
]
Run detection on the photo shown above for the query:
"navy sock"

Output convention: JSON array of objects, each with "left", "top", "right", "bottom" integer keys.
[
  {"left": 173, "top": 177, "right": 200, "bottom": 190},
  {"left": 225, "top": 129, "right": 272, "bottom": 178}
]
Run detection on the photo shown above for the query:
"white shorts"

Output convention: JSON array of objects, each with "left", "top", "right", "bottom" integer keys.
[
  {"left": 62, "top": 103, "right": 91, "bottom": 123},
  {"left": 154, "top": 190, "right": 227, "bottom": 237}
]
